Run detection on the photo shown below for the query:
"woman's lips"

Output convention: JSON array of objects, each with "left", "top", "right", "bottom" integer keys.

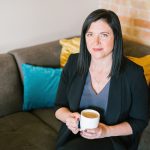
[{"left": 92, "top": 48, "right": 103, "bottom": 51}]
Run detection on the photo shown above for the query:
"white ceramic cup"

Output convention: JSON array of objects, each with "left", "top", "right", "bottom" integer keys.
[{"left": 80, "top": 109, "right": 100, "bottom": 131}]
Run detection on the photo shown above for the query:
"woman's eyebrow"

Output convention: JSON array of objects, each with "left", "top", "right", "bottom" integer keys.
[
  {"left": 86, "top": 31, "right": 110, "bottom": 34},
  {"left": 99, "top": 32, "right": 110, "bottom": 34}
]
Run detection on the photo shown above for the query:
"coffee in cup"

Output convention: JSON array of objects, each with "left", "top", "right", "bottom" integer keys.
[{"left": 80, "top": 109, "right": 100, "bottom": 130}]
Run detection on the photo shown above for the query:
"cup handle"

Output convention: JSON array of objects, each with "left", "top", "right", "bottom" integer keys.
[
  {"left": 78, "top": 119, "right": 84, "bottom": 131},
  {"left": 78, "top": 119, "right": 80, "bottom": 129}
]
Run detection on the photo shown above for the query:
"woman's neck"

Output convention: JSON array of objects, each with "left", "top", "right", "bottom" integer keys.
[{"left": 90, "top": 56, "right": 112, "bottom": 73}]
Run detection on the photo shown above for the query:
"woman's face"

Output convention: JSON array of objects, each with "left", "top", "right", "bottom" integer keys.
[{"left": 85, "top": 20, "right": 114, "bottom": 60}]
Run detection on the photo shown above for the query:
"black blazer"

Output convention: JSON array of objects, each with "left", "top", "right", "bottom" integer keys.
[{"left": 55, "top": 54, "right": 149, "bottom": 150}]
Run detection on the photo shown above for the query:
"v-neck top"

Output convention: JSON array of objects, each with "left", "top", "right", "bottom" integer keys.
[{"left": 80, "top": 72, "right": 110, "bottom": 115}]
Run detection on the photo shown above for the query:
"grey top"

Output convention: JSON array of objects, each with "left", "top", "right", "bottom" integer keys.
[{"left": 80, "top": 72, "right": 110, "bottom": 114}]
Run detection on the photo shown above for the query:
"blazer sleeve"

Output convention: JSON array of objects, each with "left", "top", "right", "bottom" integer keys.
[
  {"left": 55, "top": 55, "right": 73, "bottom": 111},
  {"left": 127, "top": 67, "right": 149, "bottom": 135}
]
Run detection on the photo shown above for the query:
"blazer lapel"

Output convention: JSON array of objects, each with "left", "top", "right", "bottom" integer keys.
[
  {"left": 67, "top": 72, "right": 88, "bottom": 111},
  {"left": 105, "top": 75, "right": 122, "bottom": 124}
]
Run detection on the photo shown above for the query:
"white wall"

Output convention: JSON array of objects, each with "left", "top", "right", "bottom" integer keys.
[{"left": 0, "top": 0, "right": 98, "bottom": 53}]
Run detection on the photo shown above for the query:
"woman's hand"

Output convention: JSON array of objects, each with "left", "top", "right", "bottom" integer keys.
[
  {"left": 80, "top": 123, "right": 109, "bottom": 139},
  {"left": 66, "top": 112, "right": 80, "bottom": 134}
]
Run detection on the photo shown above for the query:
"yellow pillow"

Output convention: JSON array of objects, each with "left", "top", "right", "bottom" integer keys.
[
  {"left": 60, "top": 37, "right": 80, "bottom": 67},
  {"left": 128, "top": 55, "right": 150, "bottom": 85}
]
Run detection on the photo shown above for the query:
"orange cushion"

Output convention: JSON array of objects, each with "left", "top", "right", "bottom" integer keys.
[{"left": 128, "top": 55, "right": 150, "bottom": 85}]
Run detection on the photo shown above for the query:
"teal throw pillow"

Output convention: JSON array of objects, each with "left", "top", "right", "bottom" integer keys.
[{"left": 22, "top": 64, "right": 62, "bottom": 111}]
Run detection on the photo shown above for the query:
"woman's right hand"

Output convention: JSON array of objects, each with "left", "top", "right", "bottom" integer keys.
[{"left": 66, "top": 112, "right": 80, "bottom": 134}]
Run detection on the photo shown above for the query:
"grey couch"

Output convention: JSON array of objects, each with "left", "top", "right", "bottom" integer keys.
[{"left": 0, "top": 38, "right": 149, "bottom": 150}]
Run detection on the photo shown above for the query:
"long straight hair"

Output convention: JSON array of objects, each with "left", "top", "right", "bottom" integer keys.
[{"left": 77, "top": 9, "right": 124, "bottom": 77}]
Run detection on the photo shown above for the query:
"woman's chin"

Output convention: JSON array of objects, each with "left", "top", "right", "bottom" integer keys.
[{"left": 91, "top": 53, "right": 105, "bottom": 60}]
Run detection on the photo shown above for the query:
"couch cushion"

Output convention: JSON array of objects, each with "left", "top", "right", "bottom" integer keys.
[
  {"left": 9, "top": 40, "right": 62, "bottom": 80},
  {"left": 22, "top": 64, "right": 62, "bottom": 111},
  {"left": 138, "top": 120, "right": 150, "bottom": 150},
  {"left": 60, "top": 37, "right": 80, "bottom": 67},
  {"left": 31, "top": 108, "right": 61, "bottom": 133},
  {"left": 127, "top": 55, "right": 150, "bottom": 85},
  {"left": 0, "top": 54, "right": 22, "bottom": 117},
  {"left": 0, "top": 112, "right": 57, "bottom": 150}
]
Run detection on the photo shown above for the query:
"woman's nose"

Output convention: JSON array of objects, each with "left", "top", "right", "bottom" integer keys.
[{"left": 94, "top": 35, "right": 101, "bottom": 45}]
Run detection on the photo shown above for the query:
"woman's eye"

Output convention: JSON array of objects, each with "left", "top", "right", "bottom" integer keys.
[
  {"left": 86, "top": 33, "right": 93, "bottom": 37},
  {"left": 100, "top": 33, "right": 109, "bottom": 39},
  {"left": 102, "top": 34, "right": 108, "bottom": 37}
]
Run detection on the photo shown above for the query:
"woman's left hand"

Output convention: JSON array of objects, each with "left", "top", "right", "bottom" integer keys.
[{"left": 80, "top": 123, "right": 109, "bottom": 139}]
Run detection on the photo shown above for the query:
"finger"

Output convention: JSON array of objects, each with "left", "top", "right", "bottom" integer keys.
[
  {"left": 82, "top": 130, "right": 95, "bottom": 136},
  {"left": 80, "top": 132, "right": 95, "bottom": 139},
  {"left": 86, "top": 129, "right": 97, "bottom": 134},
  {"left": 66, "top": 117, "right": 75, "bottom": 123},
  {"left": 83, "top": 129, "right": 100, "bottom": 138},
  {"left": 69, "top": 127, "right": 79, "bottom": 134},
  {"left": 66, "top": 118, "right": 78, "bottom": 127},
  {"left": 72, "top": 113, "right": 80, "bottom": 120},
  {"left": 72, "top": 128, "right": 80, "bottom": 134},
  {"left": 66, "top": 121, "right": 75, "bottom": 127},
  {"left": 66, "top": 122, "right": 79, "bottom": 132},
  {"left": 66, "top": 121, "right": 79, "bottom": 129}
]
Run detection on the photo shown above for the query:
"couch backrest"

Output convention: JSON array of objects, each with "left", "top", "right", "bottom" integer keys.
[
  {"left": 124, "top": 39, "right": 150, "bottom": 57},
  {"left": 0, "top": 54, "right": 23, "bottom": 117},
  {"left": 10, "top": 40, "right": 61, "bottom": 80}
]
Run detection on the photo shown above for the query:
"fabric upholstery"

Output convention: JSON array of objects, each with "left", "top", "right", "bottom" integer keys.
[
  {"left": 123, "top": 39, "right": 150, "bottom": 57},
  {"left": 138, "top": 120, "right": 150, "bottom": 150},
  {"left": 60, "top": 37, "right": 80, "bottom": 67},
  {"left": 128, "top": 55, "right": 150, "bottom": 85},
  {"left": 31, "top": 108, "right": 61, "bottom": 132},
  {"left": 0, "top": 112, "right": 57, "bottom": 150},
  {"left": 0, "top": 54, "right": 22, "bottom": 117},
  {"left": 9, "top": 40, "right": 62, "bottom": 80},
  {"left": 22, "top": 64, "right": 62, "bottom": 111}
]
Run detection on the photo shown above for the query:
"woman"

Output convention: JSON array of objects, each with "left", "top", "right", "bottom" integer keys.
[{"left": 55, "top": 9, "right": 149, "bottom": 150}]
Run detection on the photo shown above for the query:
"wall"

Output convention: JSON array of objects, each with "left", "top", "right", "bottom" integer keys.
[
  {"left": 98, "top": 0, "right": 150, "bottom": 46},
  {"left": 0, "top": 0, "right": 98, "bottom": 53}
]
